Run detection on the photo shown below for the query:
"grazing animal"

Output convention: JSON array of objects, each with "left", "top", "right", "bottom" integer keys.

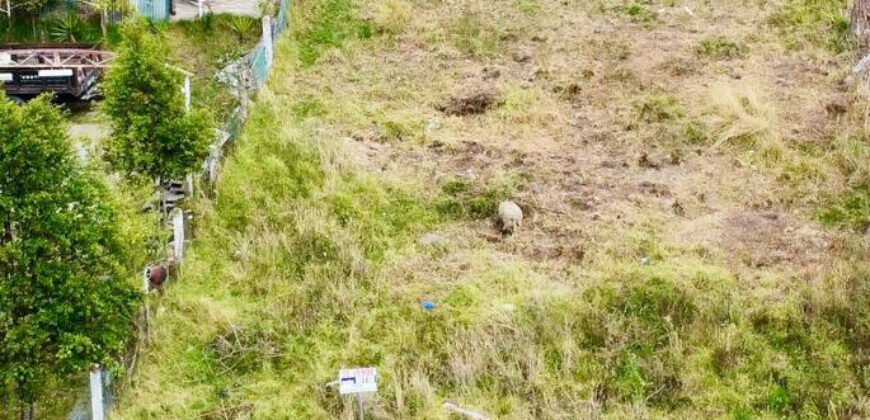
[
  {"left": 145, "top": 257, "right": 176, "bottom": 293},
  {"left": 498, "top": 201, "right": 523, "bottom": 234}
]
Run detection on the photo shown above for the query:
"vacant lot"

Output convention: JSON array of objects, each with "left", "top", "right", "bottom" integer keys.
[{"left": 116, "top": 0, "right": 868, "bottom": 418}]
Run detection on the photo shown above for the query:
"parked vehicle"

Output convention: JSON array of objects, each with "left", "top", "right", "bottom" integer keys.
[{"left": 0, "top": 43, "right": 115, "bottom": 101}]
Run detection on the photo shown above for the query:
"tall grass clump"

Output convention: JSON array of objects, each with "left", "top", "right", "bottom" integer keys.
[{"left": 706, "top": 84, "right": 785, "bottom": 161}]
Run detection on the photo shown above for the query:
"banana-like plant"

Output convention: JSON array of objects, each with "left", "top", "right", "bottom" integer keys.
[
  {"left": 50, "top": 14, "right": 81, "bottom": 42},
  {"left": 225, "top": 15, "right": 256, "bottom": 43}
]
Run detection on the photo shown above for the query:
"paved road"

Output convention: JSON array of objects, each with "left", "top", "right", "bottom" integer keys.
[{"left": 173, "top": 0, "right": 261, "bottom": 20}]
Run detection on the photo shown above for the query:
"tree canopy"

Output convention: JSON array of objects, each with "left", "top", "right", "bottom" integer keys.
[
  {"left": 0, "top": 95, "right": 140, "bottom": 411},
  {"left": 103, "top": 19, "right": 214, "bottom": 183}
]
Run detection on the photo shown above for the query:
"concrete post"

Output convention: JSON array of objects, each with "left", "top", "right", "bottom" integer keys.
[
  {"left": 183, "top": 75, "right": 191, "bottom": 112},
  {"left": 89, "top": 366, "right": 105, "bottom": 420},
  {"left": 173, "top": 209, "right": 185, "bottom": 261},
  {"left": 262, "top": 16, "right": 274, "bottom": 69}
]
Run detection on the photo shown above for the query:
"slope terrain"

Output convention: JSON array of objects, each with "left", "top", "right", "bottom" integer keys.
[{"left": 116, "top": 0, "right": 869, "bottom": 418}]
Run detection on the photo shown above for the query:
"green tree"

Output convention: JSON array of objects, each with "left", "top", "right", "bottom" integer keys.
[
  {"left": 0, "top": 95, "right": 140, "bottom": 417},
  {"left": 86, "top": 0, "right": 131, "bottom": 39},
  {"left": 14, "top": 0, "right": 56, "bottom": 40},
  {"left": 103, "top": 19, "right": 213, "bottom": 187}
]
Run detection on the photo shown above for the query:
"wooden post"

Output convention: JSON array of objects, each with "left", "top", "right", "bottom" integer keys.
[{"left": 89, "top": 365, "right": 105, "bottom": 420}]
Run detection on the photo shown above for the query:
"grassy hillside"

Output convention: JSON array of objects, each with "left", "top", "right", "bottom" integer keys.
[{"left": 115, "top": 0, "right": 869, "bottom": 418}]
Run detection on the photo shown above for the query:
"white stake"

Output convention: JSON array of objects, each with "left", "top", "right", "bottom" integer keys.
[
  {"left": 89, "top": 365, "right": 105, "bottom": 420},
  {"left": 173, "top": 210, "right": 185, "bottom": 261}
]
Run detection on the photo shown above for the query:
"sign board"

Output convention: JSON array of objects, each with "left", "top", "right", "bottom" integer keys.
[{"left": 339, "top": 367, "right": 377, "bottom": 395}]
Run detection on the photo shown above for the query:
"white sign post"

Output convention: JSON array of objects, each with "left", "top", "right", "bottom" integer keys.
[{"left": 338, "top": 367, "right": 377, "bottom": 420}]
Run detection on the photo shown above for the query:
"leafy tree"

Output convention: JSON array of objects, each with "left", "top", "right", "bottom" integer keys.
[
  {"left": 86, "top": 0, "right": 131, "bottom": 39},
  {"left": 103, "top": 19, "right": 214, "bottom": 187},
  {"left": 13, "top": 0, "right": 56, "bottom": 40},
  {"left": 0, "top": 95, "right": 140, "bottom": 417}
]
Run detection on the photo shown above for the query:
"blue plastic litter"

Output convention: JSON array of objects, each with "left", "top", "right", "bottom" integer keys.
[{"left": 421, "top": 300, "right": 437, "bottom": 311}]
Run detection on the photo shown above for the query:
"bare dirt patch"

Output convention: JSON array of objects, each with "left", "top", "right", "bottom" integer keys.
[
  {"left": 675, "top": 210, "right": 833, "bottom": 268},
  {"left": 437, "top": 88, "right": 502, "bottom": 116}
]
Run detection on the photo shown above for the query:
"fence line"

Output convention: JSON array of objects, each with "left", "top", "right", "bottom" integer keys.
[{"left": 69, "top": 1, "right": 291, "bottom": 418}]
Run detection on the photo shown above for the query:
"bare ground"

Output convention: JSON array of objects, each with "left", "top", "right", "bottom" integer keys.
[{"left": 300, "top": 0, "right": 857, "bottom": 284}]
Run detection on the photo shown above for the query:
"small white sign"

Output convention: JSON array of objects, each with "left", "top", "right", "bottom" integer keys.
[{"left": 339, "top": 367, "right": 377, "bottom": 395}]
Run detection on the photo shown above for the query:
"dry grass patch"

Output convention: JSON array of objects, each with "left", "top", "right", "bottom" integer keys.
[{"left": 373, "top": 0, "right": 412, "bottom": 35}]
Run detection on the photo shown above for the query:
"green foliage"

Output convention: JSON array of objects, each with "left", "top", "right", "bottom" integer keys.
[
  {"left": 197, "top": 12, "right": 218, "bottom": 35},
  {"left": 436, "top": 178, "right": 521, "bottom": 219},
  {"left": 622, "top": 3, "right": 657, "bottom": 23},
  {"left": 637, "top": 94, "right": 684, "bottom": 123},
  {"left": 770, "top": 0, "right": 852, "bottom": 53},
  {"left": 224, "top": 15, "right": 257, "bottom": 43},
  {"left": 16, "top": 0, "right": 54, "bottom": 15},
  {"left": 0, "top": 95, "right": 140, "bottom": 408},
  {"left": 697, "top": 36, "right": 746, "bottom": 59},
  {"left": 103, "top": 19, "right": 214, "bottom": 183},
  {"left": 49, "top": 13, "right": 99, "bottom": 43},
  {"left": 682, "top": 120, "right": 708, "bottom": 144},
  {"left": 817, "top": 184, "right": 870, "bottom": 232}
]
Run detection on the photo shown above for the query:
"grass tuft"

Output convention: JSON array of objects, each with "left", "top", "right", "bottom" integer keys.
[
  {"left": 769, "top": 0, "right": 852, "bottom": 53},
  {"left": 697, "top": 36, "right": 746, "bottom": 59},
  {"left": 450, "top": 12, "right": 502, "bottom": 58},
  {"left": 374, "top": 0, "right": 412, "bottom": 35}
]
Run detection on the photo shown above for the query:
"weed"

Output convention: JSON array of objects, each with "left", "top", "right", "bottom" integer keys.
[
  {"left": 622, "top": 3, "right": 657, "bottom": 23},
  {"left": 682, "top": 120, "right": 708, "bottom": 144},
  {"left": 697, "top": 36, "right": 745, "bottom": 59},
  {"left": 817, "top": 184, "right": 870, "bottom": 232},
  {"left": 224, "top": 16, "right": 257, "bottom": 43},
  {"left": 637, "top": 94, "right": 684, "bottom": 123}
]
